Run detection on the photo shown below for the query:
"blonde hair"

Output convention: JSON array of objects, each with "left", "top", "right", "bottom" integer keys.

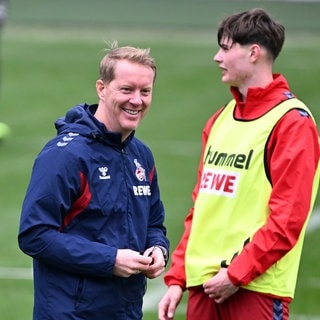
[{"left": 99, "top": 41, "right": 157, "bottom": 84}]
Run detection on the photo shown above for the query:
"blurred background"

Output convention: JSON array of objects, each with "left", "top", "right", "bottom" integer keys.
[{"left": 0, "top": 0, "right": 319, "bottom": 319}]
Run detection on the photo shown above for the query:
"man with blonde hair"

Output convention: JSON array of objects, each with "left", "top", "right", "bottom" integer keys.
[{"left": 19, "top": 42, "right": 169, "bottom": 320}]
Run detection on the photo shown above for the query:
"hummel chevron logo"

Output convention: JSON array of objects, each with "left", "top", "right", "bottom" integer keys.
[{"left": 56, "top": 132, "right": 79, "bottom": 147}]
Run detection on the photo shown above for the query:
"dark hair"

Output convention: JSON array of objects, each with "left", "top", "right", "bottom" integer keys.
[{"left": 217, "top": 8, "right": 285, "bottom": 61}]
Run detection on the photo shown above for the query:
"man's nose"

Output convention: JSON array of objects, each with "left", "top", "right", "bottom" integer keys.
[
  {"left": 129, "top": 92, "right": 143, "bottom": 105},
  {"left": 213, "top": 49, "right": 222, "bottom": 63}
]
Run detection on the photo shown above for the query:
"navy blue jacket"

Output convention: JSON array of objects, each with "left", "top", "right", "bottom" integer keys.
[{"left": 18, "top": 104, "right": 169, "bottom": 320}]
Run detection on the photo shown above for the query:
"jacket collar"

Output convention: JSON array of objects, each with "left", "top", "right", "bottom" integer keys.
[{"left": 230, "top": 74, "right": 294, "bottom": 119}]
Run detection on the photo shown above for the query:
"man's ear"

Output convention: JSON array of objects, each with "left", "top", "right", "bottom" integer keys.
[
  {"left": 96, "top": 79, "right": 105, "bottom": 99},
  {"left": 249, "top": 44, "right": 261, "bottom": 62}
]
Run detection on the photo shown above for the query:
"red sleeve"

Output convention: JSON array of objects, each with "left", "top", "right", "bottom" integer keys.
[
  {"left": 228, "top": 109, "right": 320, "bottom": 286},
  {"left": 164, "top": 108, "right": 224, "bottom": 289}
]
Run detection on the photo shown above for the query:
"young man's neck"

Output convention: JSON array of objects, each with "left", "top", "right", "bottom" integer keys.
[{"left": 239, "top": 72, "right": 274, "bottom": 101}]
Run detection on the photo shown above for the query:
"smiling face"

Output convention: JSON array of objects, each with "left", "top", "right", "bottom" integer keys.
[{"left": 95, "top": 59, "right": 155, "bottom": 141}]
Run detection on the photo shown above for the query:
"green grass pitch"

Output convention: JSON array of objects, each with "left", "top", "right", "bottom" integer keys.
[{"left": 0, "top": 0, "right": 319, "bottom": 319}]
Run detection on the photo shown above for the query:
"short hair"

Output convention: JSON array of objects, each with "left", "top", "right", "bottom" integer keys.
[
  {"left": 99, "top": 41, "right": 157, "bottom": 84},
  {"left": 217, "top": 8, "right": 285, "bottom": 61}
]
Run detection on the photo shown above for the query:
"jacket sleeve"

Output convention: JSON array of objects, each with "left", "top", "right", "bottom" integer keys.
[
  {"left": 228, "top": 109, "right": 320, "bottom": 286},
  {"left": 18, "top": 146, "right": 117, "bottom": 277},
  {"left": 164, "top": 110, "right": 223, "bottom": 289},
  {"left": 146, "top": 159, "right": 170, "bottom": 253}
]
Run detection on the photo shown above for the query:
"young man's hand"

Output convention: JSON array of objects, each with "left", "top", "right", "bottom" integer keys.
[
  {"left": 158, "top": 285, "right": 183, "bottom": 320},
  {"left": 203, "top": 268, "right": 239, "bottom": 303}
]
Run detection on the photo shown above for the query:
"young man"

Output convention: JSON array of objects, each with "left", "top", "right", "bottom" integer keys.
[
  {"left": 18, "top": 42, "right": 169, "bottom": 320},
  {"left": 159, "top": 8, "right": 319, "bottom": 320}
]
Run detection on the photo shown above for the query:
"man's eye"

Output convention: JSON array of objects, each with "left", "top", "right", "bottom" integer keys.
[
  {"left": 141, "top": 89, "right": 151, "bottom": 96},
  {"left": 121, "top": 87, "right": 131, "bottom": 93}
]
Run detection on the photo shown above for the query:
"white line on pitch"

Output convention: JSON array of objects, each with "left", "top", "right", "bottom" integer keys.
[{"left": 0, "top": 267, "right": 32, "bottom": 279}]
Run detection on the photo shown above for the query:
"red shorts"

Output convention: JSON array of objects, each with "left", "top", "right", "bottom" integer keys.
[{"left": 187, "top": 286, "right": 289, "bottom": 320}]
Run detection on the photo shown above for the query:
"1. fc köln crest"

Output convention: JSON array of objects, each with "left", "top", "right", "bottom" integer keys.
[{"left": 134, "top": 159, "right": 146, "bottom": 181}]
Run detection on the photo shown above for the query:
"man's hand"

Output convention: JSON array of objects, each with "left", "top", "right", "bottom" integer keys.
[
  {"left": 158, "top": 285, "right": 183, "bottom": 320},
  {"left": 142, "top": 246, "right": 166, "bottom": 279},
  {"left": 203, "top": 268, "right": 239, "bottom": 303},
  {"left": 113, "top": 249, "right": 152, "bottom": 277}
]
